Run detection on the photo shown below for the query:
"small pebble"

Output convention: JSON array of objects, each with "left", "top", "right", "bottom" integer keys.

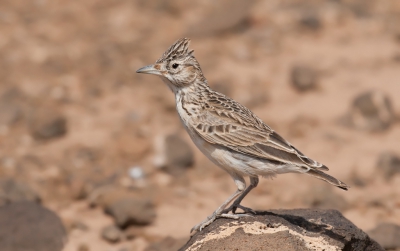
[{"left": 128, "top": 166, "right": 145, "bottom": 180}]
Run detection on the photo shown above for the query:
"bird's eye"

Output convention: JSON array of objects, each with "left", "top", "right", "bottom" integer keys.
[{"left": 172, "top": 63, "right": 179, "bottom": 69}]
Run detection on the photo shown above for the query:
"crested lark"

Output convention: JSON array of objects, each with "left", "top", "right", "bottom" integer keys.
[{"left": 137, "top": 38, "right": 349, "bottom": 235}]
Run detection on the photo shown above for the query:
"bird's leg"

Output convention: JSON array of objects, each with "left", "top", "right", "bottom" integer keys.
[
  {"left": 190, "top": 189, "right": 242, "bottom": 236},
  {"left": 223, "top": 176, "right": 259, "bottom": 214},
  {"left": 190, "top": 173, "right": 251, "bottom": 236}
]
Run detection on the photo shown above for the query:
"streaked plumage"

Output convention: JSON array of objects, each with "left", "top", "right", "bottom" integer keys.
[{"left": 137, "top": 38, "right": 349, "bottom": 234}]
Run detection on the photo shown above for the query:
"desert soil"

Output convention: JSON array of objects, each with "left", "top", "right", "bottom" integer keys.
[{"left": 0, "top": 0, "right": 399, "bottom": 250}]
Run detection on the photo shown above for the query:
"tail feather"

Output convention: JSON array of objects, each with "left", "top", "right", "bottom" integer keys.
[{"left": 306, "top": 169, "right": 349, "bottom": 191}]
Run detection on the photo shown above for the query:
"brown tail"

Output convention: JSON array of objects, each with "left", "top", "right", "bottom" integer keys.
[{"left": 306, "top": 169, "right": 349, "bottom": 190}]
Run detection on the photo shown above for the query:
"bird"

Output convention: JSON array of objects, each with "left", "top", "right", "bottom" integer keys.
[{"left": 136, "top": 38, "right": 349, "bottom": 235}]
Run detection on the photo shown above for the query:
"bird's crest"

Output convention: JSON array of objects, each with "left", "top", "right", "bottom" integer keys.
[{"left": 156, "top": 38, "right": 194, "bottom": 63}]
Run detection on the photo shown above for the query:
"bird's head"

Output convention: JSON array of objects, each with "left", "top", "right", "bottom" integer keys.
[{"left": 136, "top": 38, "right": 205, "bottom": 93}]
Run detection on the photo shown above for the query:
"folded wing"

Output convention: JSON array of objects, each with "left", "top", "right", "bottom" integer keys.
[{"left": 192, "top": 93, "right": 328, "bottom": 171}]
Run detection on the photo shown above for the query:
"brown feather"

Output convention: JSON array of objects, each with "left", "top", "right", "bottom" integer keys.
[
  {"left": 192, "top": 91, "right": 329, "bottom": 171},
  {"left": 305, "top": 169, "right": 349, "bottom": 190}
]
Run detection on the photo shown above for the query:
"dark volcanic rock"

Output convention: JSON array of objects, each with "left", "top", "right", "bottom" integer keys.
[
  {"left": 0, "top": 178, "right": 41, "bottom": 206},
  {"left": 89, "top": 185, "right": 157, "bottom": 229},
  {"left": 367, "top": 222, "right": 400, "bottom": 250},
  {"left": 376, "top": 152, "right": 400, "bottom": 181},
  {"left": 29, "top": 107, "right": 67, "bottom": 140},
  {"left": 299, "top": 13, "right": 322, "bottom": 31},
  {"left": 101, "top": 225, "right": 123, "bottom": 243},
  {"left": 0, "top": 201, "right": 67, "bottom": 251},
  {"left": 179, "top": 209, "right": 383, "bottom": 251},
  {"left": 290, "top": 65, "right": 318, "bottom": 92},
  {"left": 104, "top": 197, "right": 156, "bottom": 228},
  {"left": 342, "top": 91, "right": 395, "bottom": 132}
]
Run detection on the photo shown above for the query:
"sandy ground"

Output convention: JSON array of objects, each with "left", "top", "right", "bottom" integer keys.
[{"left": 0, "top": 0, "right": 400, "bottom": 250}]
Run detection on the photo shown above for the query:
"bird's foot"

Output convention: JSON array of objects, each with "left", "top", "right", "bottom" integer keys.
[
  {"left": 190, "top": 212, "right": 251, "bottom": 236},
  {"left": 190, "top": 213, "right": 217, "bottom": 236},
  {"left": 222, "top": 204, "right": 257, "bottom": 215}
]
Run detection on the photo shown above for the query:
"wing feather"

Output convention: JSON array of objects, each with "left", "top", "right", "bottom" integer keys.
[{"left": 192, "top": 92, "right": 328, "bottom": 171}]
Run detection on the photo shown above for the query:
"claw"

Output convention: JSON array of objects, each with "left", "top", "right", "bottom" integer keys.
[
  {"left": 191, "top": 213, "right": 217, "bottom": 236},
  {"left": 190, "top": 212, "right": 254, "bottom": 236},
  {"left": 190, "top": 224, "right": 198, "bottom": 235}
]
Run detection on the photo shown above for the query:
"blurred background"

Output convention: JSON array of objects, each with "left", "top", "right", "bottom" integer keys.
[{"left": 0, "top": 0, "right": 399, "bottom": 250}]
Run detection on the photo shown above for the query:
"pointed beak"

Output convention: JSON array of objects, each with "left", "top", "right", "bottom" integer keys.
[{"left": 136, "top": 64, "right": 162, "bottom": 76}]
